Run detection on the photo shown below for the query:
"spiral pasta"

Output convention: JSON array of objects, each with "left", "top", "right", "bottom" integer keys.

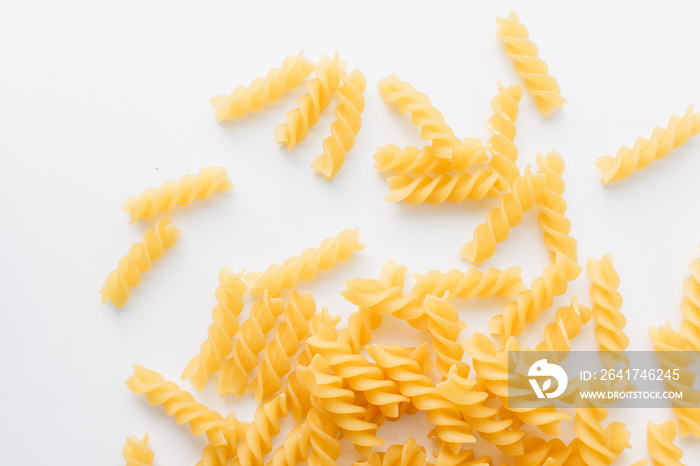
[
  {"left": 100, "top": 216, "right": 181, "bottom": 308},
  {"left": 122, "top": 433, "right": 154, "bottom": 466},
  {"left": 231, "top": 393, "right": 289, "bottom": 466},
  {"left": 198, "top": 413, "right": 249, "bottom": 466},
  {"left": 182, "top": 267, "right": 247, "bottom": 391},
  {"left": 459, "top": 167, "right": 546, "bottom": 263},
  {"left": 266, "top": 423, "right": 311, "bottom": 466},
  {"left": 305, "top": 400, "right": 342, "bottom": 466},
  {"left": 587, "top": 254, "right": 629, "bottom": 369},
  {"left": 209, "top": 50, "right": 315, "bottom": 122},
  {"left": 496, "top": 10, "right": 566, "bottom": 117},
  {"left": 378, "top": 73, "right": 462, "bottom": 159},
  {"left": 424, "top": 294, "right": 469, "bottom": 379},
  {"left": 373, "top": 138, "right": 488, "bottom": 175},
  {"left": 311, "top": 68, "right": 366, "bottom": 180},
  {"left": 433, "top": 443, "right": 492, "bottom": 466},
  {"left": 125, "top": 364, "right": 228, "bottom": 445},
  {"left": 595, "top": 106, "right": 700, "bottom": 183},
  {"left": 575, "top": 400, "right": 631, "bottom": 466},
  {"left": 121, "top": 167, "right": 233, "bottom": 224},
  {"left": 354, "top": 438, "right": 429, "bottom": 466},
  {"left": 244, "top": 228, "right": 365, "bottom": 295},
  {"left": 337, "top": 306, "right": 383, "bottom": 354},
  {"left": 385, "top": 169, "right": 506, "bottom": 205},
  {"left": 536, "top": 295, "right": 591, "bottom": 354},
  {"left": 647, "top": 420, "right": 685, "bottom": 466},
  {"left": 411, "top": 266, "right": 526, "bottom": 300},
  {"left": 487, "top": 81, "right": 523, "bottom": 185},
  {"left": 680, "top": 246, "right": 700, "bottom": 351},
  {"left": 275, "top": 53, "right": 343, "bottom": 151},
  {"left": 514, "top": 437, "right": 577, "bottom": 466},
  {"left": 218, "top": 291, "right": 285, "bottom": 396}
]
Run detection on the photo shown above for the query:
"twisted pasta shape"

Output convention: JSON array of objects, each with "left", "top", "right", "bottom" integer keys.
[
  {"left": 680, "top": 247, "right": 700, "bottom": 351},
  {"left": 373, "top": 138, "right": 488, "bottom": 175},
  {"left": 305, "top": 400, "right": 342, "bottom": 466},
  {"left": 311, "top": 68, "right": 366, "bottom": 180},
  {"left": 587, "top": 255, "right": 629, "bottom": 369},
  {"left": 536, "top": 295, "right": 591, "bottom": 355},
  {"left": 209, "top": 50, "right": 314, "bottom": 122},
  {"left": 432, "top": 440, "right": 492, "bottom": 466},
  {"left": 266, "top": 423, "right": 311, "bottom": 466},
  {"left": 411, "top": 266, "right": 526, "bottom": 300},
  {"left": 366, "top": 343, "right": 474, "bottom": 454},
  {"left": 385, "top": 169, "right": 506, "bottom": 205},
  {"left": 275, "top": 53, "right": 343, "bottom": 151},
  {"left": 354, "top": 438, "right": 429, "bottom": 466},
  {"left": 487, "top": 81, "right": 523, "bottom": 185},
  {"left": 647, "top": 420, "right": 685, "bottom": 466},
  {"left": 198, "top": 414, "right": 249, "bottom": 466},
  {"left": 182, "top": 267, "right": 247, "bottom": 391},
  {"left": 244, "top": 228, "right": 365, "bottom": 295},
  {"left": 337, "top": 306, "right": 383, "bottom": 354},
  {"left": 459, "top": 167, "right": 546, "bottom": 263},
  {"left": 424, "top": 294, "right": 469, "bottom": 379},
  {"left": 218, "top": 291, "right": 285, "bottom": 396},
  {"left": 377, "top": 73, "right": 462, "bottom": 159},
  {"left": 595, "top": 106, "right": 700, "bottom": 183},
  {"left": 496, "top": 10, "right": 566, "bottom": 117},
  {"left": 575, "top": 401, "right": 631, "bottom": 466},
  {"left": 122, "top": 433, "right": 154, "bottom": 466},
  {"left": 489, "top": 252, "right": 582, "bottom": 342},
  {"left": 232, "top": 393, "right": 289, "bottom": 466},
  {"left": 437, "top": 366, "right": 525, "bottom": 456},
  {"left": 252, "top": 291, "right": 316, "bottom": 401},
  {"left": 515, "top": 437, "right": 577, "bottom": 466},
  {"left": 125, "top": 364, "right": 228, "bottom": 445},
  {"left": 121, "top": 167, "right": 233, "bottom": 224},
  {"left": 100, "top": 216, "right": 181, "bottom": 308}
]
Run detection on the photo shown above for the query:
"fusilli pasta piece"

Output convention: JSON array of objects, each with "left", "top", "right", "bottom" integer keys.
[
  {"left": 182, "top": 267, "right": 247, "bottom": 391},
  {"left": 209, "top": 50, "right": 314, "bottom": 122},
  {"left": 125, "top": 364, "right": 228, "bottom": 446},
  {"left": 373, "top": 138, "right": 488, "bottom": 175},
  {"left": 647, "top": 420, "right": 686, "bottom": 466},
  {"left": 353, "top": 438, "right": 429, "bottom": 466},
  {"left": 424, "top": 294, "right": 469, "bottom": 379},
  {"left": 244, "top": 228, "right": 365, "bottom": 295},
  {"left": 337, "top": 306, "right": 383, "bottom": 354},
  {"left": 496, "top": 10, "right": 566, "bottom": 117},
  {"left": 100, "top": 216, "right": 181, "bottom": 308},
  {"left": 680, "top": 246, "right": 700, "bottom": 351},
  {"left": 433, "top": 442, "right": 492, "bottom": 466},
  {"left": 487, "top": 81, "right": 523, "bottom": 185},
  {"left": 514, "top": 437, "right": 577, "bottom": 466},
  {"left": 385, "top": 169, "right": 506, "bottom": 205},
  {"left": 122, "top": 433, "right": 154, "bottom": 466},
  {"left": 197, "top": 413, "right": 249, "bottom": 466},
  {"left": 266, "top": 423, "right": 311, "bottom": 466},
  {"left": 305, "top": 399, "right": 342, "bottom": 466},
  {"left": 311, "top": 68, "right": 366, "bottom": 180},
  {"left": 595, "top": 106, "right": 700, "bottom": 183},
  {"left": 536, "top": 295, "right": 591, "bottom": 354},
  {"left": 575, "top": 402, "right": 631, "bottom": 466},
  {"left": 121, "top": 167, "right": 233, "bottom": 224},
  {"left": 275, "top": 53, "right": 343, "bottom": 151},
  {"left": 411, "top": 266, "right": 526, "bottom": 300},
  {"left": 232, "top": 393, "right": 289, "bottom": 466}
]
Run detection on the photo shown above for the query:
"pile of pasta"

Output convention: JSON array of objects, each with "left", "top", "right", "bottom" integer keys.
[{"left": 110, "top": 9, "right": 700, "bottom": 466}]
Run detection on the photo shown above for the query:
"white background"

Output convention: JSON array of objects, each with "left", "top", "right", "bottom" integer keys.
[{"left": 2, "top": 0, "right": 700, "bottom": 464}]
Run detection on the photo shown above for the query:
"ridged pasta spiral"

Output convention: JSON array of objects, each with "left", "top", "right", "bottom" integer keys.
[
  {"left": 680, "top": 246, "right": 700, "bottom": 351},
  {"left": 231, "top": 393, "right": 289, "bottom": 466},
  {"left": 377, "top": 73, "right": 462, "bottom": 159},
  {"left": 587, "top": 255, "right": 630, "bottom": 369},
  {"left": 337, "top": 306, "right": 383, "bottom": 354},
  {"left": 305, "top": 400, "right": 342, "bottom": 466},
  {"left": 197, "top": 413, "right": 249, "bottom": 466},
  {"left": 122, "top": 433, "right": 154, "bottom": 466},
  {"left": 649, "top": 322, "right": 700, "bottom": 438},
  {"left": 489, "top": 252, "right": 582, "bottom": 342},
  {"left": 536, "top": 295, "right": 591, "bottom": 354},
  {"left": 125, "top": 364, "right": 228, "bottom": 446},
  {"left": 218, "top": 291, "right": 285, "bottom": 396},
  {"left": 182, "top": 267, "right": 247, "bottom": 391},
  {"left": 366, "top": 343, "right": 475, "bottom": 454},
  {"left": 373, "top": 138, "right": 488, "bottom": 175},
  {"left": 311, "top": 68, "right": 366, "bottom": 180},
  {"left": 595, "top": 106, "right": 700, "bottom": 183},
  {"left": 251, "top": 291, "right": 316, "bottom": 401},
  {"left": 275, "top": 53, "right": 343, "bottom": 151},
  {"left": 647, "top": 420, "right": 685, "bottom": 466},
  {"left": 423, "top": 294, "right": 469, "bottom": 379},
  {"left": 353, "top": 438, "right": 429, "bottom": 466},
  {"left": 437, "top": 366, "right": 525, "bottom": 456},
  {"left": 385, "top": 169, "right": 506, "bottom": 205},
  {"left": 432, "top": 439, "right": 492, "bottom": 466},
  {"left": 209, "top": 50, "right": 315, "bottom": 122},
  {"left": 496, "top": 10, "right": 566, "bottom": 117},
  {"left": 300, "top": 354, "right": 384, "bottom": 457},
  {"left": 487, "top": 81, "right": 523, "bottom": 185},
  {"left": 100, "top": 216, "right": 181, "bottom": 308},
  {"left": 411, "top": 266, "right": 526, "bottom": 300},
  {"left": 575, "top": 400, "right": 631, "bottom": 466},
  {"left": 244, "top": 228, "right": 365, "bottom": 295},
  {"left": 459, "top": 167, "right": 546, "bottom": 263},
  {"left": 266, "top": 423, "right": 311, "bottom": 466},
  {"left": 121, "top": 167, "right": 233, "bottom": 224},
  {"left": 515, "top": 437, "right": 577, "bottom": 466}
]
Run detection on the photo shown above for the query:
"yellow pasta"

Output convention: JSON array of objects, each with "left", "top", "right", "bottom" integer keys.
[
  {"left": 424, "top": 294, "right": 469, "bottom": 379},
  {"left": 305, "top": 400, "right": 342, "bottom": 466},
  {"left": 680, "top": 245, "right": 700, "bottom": 351},
  {"left": 125, "top": 364, "right": 228, "bottom": 446},
  {"left": 353, "top": 438, "right": 429, "bottom": 466},
  {"left": 337, "top": 306, "right": 383, "bottom": 354},
  {"left": 385, "top": 169, "right": 506, "bottom": 205},
  {"left": 182, "top": 267, "right": 247, "bottom": 391},
  {"left": 231, "top": 394, "right": 289, "bottom": 466},
  {"left": 100, "top": 216, "right": 181, "bottom": 308},
  {"left": 244, "top": 228, "right": 365, "bottom": 295},
  {"left": 209, "top": 50, "right": 315, "bottom": 122},
  {"left": 411, "top": 266, "right": 526, "bottom": 300},
  {"left": 647, "top": 420, "right": 686, "bottom": 466},
  {"left": 266, "top": 423, "right": 311, "bottom": 466},
  {"left": 487, "top": 81, "right": 523, "bottom": 185},
  {"left": 275, "top": 53, "right": 343, "bottom": 151},
  {"left": 496, "top": 9, "right": 566, "bottom": 117},
  {"left": 595, "top": 106, "right": 700, "bottom": 183},
  {"left": 514, "top": 438, "right": 577, "bottom": 466},
  {"left": 459, "top": 167, "right": 546, "bottom": 264},
  {"left": 198, "top": 413, "right": 249, "bottom": 466},
  {"left": 433, "top": 443, "right": 493, "bottom": 466},
  {"left": 536, "top": 295, "right": 591, "bottom": 354},
  {"left": 122, "top": 433, "right": 154, "bottom": 466},
  {"left": 377, "top": 73, "right": 462, "bottom": 159},
  {"left": 373, "top": 137, "right": 488, "bottom": 175},
  {"left": 311, "top": 68, "right": 366, "bottom": 180},
  {"left": 121, "top": 167, "right": 233, "bottom": 224}
]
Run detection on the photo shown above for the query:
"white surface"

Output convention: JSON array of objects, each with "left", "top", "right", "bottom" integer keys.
[{"left": 2, "top": 0, "right": 700, "bottom": 464}]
